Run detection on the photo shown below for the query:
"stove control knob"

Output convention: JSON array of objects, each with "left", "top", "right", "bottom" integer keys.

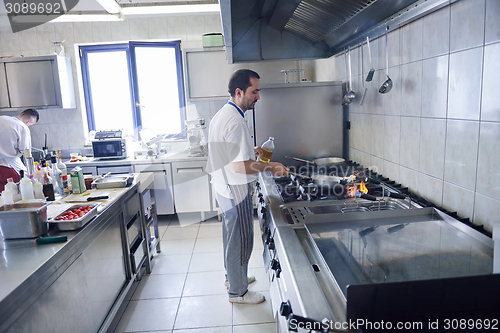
[
  {"left": 260, "top": 207, "right": 267, "bottom": 216},
  {"left": 279, "top": 301, "right": 293, "bottom": 317},
  {"left": 265, "top": 234, "right": 272, "bottom": 245},
  {"left": 259, "top": 197, "right": 265, "bottom": 204},
  {"left": 271, "top": 259, "right": 281, "bottom": 277},
  {"left": 258, "top": 192, "right": 263, "bottom": 198},
  {"left": 268, "top": 238, "right": 275, "bottom": 250},
  {"left": 255, "top": 181, "right": 260, "bottom": 190}
]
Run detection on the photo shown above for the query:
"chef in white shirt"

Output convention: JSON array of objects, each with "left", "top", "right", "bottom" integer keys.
[
  {"left": 206, "top": 69, "right": 288, "bottom": 304},
  {"left": 0, "top": 109, "right": 39, "bottom": 192}
]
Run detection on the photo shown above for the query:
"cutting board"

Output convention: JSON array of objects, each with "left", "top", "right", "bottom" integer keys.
[{"left": 61, "top": 188, "right": 128, "bottom": 213}]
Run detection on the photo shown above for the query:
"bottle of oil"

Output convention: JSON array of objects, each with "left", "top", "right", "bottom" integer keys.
[{"left": 258, "top": 137, "right": 275, "bottom": 163}]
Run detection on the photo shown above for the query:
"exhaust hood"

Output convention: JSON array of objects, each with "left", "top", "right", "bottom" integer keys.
[{"left": 220, "top": 0, "right": 453, "bottom": 63}]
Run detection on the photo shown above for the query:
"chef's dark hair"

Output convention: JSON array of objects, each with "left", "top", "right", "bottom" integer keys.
[
  {"left": 20, "top": 109, "right": 39, "bottom": 122},
  {"left": 228, "top": 69, "right": 260, "bottom": 97}
]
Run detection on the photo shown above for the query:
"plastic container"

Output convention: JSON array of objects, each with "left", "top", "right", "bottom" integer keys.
[
  {"left": 5, "top": 178, "right": 18, "bottom": 194},
  {"left": 20, "top": 176, "right": 35, "bottom": 201},
  {"left": 258, "top": 137, "right": 275, "bottom": 163},
  {"left": 33, "top": 180, "right": 45, "bottom": 200},
  {"left": 1, "top": 189, "right": 14, "bottom": 205},
  {"left": 33, "top": 162, "right": 42, "bottom": 182}
]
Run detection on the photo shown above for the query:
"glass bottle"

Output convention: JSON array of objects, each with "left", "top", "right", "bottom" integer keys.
[
  {"left": 40, "top": 160, "right": 55, "bottom": 201},
  {"left": 51, "top": 155, "right": 62, "bottom": 195},
  {"left": 56, "top": 150, "right": 69, "bottom": 194},
  {"left": 258, "top": 137, "right": 275, "bottom": 163}
]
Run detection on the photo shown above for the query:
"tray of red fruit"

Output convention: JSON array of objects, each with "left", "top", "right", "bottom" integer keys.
[{"left": 49, "top": 203, "right": 101, "bottom": 230}]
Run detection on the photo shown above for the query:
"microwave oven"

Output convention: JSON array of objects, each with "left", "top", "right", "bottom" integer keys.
[{"left": 92, "top": 139, "right": 127, "bottom": 160}]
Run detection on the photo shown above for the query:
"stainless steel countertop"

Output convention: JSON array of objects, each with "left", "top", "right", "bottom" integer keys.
[{"left": 0, "top": 173, "right": 153, "bottom": 304}]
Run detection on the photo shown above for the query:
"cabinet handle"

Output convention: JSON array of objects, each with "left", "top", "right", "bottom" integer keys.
[{"left": 176, "top": 167, "right": 203, "bottom": 173}]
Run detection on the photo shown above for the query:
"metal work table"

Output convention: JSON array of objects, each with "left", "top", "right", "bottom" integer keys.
[{"left": 0, "top": 173, "right": 154, "bottom": 333}]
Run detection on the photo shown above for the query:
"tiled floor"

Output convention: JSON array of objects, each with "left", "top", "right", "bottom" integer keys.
[{"left": 109, "top": 214, "right": 277, "bottom": 333}]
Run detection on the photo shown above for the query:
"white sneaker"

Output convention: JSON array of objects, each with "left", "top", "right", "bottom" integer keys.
[
  {"left": 228, "top": 291, "right": 265, "bottom": 304},
  {"left": 225, "top": 275, "right": 256, "bottom": 288}
]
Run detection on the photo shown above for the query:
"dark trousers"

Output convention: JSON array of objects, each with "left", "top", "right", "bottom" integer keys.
[{"left": 0, "top": 166, "right": 20, "bottom": 193}]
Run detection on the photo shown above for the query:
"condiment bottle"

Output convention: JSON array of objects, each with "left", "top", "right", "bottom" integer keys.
[
  {"left": 51, "top": 155, "right": 62, "bottom": 195},
  {"left": 20, "top": 175, "right": 35, "bottom": 201},
  {"left": 5, "top": 178, "right": 18, "bottom": 195},
  {"left": 33, "top": 180, "right": 45, "bottom": 200},
  {"left": 40, "top": 160, "right": 55, "bottom": 201},
  {"left": 33, "top": 161, "right": 43, "bottom": 182},
  {"left": 258, "top": 137, "right": 275, "bottom": 163},
  {"left": 55, "top": 150, "right": 69, "bottom": 194},
  {"left": 1, "top": 189, "right": 14, "bottom": 205},
  {"left": 5, "top": 178, "right": 21, "bottom": 202}
]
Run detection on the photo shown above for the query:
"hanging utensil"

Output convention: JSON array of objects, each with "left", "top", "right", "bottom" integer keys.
[
  {"left": 345, "top": 46, "right": 356, "bottom": 102},
  {"left": 379, "top": 27, "right": 393, "bottom": 94},
  {"left": 365, "top": 36, "right": 375, "bottom": 82},
  {"left": 342, "top": 50, "right": 352, "bottom": 105},
  {"left": 360, "top": 45, "right": 367, "bottom": 105}
]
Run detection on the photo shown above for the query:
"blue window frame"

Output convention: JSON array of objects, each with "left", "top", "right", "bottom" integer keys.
[{"left": 79, "top": 41, "right": 186, "bottom": 140}]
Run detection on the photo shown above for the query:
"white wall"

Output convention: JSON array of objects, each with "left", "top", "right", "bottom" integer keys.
[
  {"left": 0, "top": 14, "right": 224, "bottom": 151},
  {"left": 314, "top": 0, "right": 500, "bottom": 232}
]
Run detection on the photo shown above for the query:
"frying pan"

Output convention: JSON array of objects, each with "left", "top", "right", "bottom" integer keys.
[
  {"left": 290, "top": 156, "right": 345, "bottom": 166},
  {"left": 288, "top": 171, "right": 343, "bottom": 187}
]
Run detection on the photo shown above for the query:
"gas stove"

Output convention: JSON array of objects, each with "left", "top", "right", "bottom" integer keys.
[
  {"left": 272, "top": 161, "right": 407, "bottom": 204},
  {"left": 255, "top": 160, "right": 499, "bottom": 333}
]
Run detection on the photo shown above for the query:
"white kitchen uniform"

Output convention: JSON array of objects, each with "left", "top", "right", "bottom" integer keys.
[
  {"left": 206, "top": 101, "right": 257, "bottom": 298},
  {"left": 206, "top": 101, "right": 257, "bottom": 198},
  {"left": 0, "top": 115, "right": 31, "bottom": 173}
]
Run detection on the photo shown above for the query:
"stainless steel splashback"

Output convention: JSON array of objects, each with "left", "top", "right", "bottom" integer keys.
[{"left": 254, "top": 81, "right": 344, "bottom": 165}]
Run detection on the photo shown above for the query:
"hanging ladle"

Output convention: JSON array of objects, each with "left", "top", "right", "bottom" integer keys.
[
  {"left": 379, "top": 27, "right": 393, "bottom": 94},
  {"left": 343, "top": 46, "right": 356, "bottom": 103}
]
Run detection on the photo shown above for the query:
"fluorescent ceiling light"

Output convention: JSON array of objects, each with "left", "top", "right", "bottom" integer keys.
[
  {"left": 51, "top": 13, "right": 124, "bottom": 22},
  {"left": 11, "top": 13, "right": 123, "bottom": 23},
  {"left": 121, "top": 3, "right": 220, "bottom": 15},
  {"left": 95, "top": 0, "right": 122, "bottom": 14}
]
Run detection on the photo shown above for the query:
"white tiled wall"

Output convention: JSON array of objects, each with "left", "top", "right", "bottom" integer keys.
[{"left": 313, "top": 0, "right": 500, "bottom": 232}]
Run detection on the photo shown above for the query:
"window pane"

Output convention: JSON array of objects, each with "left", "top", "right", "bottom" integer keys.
[
  {"left": 87, "top": 51, "right": 134, "bottom": 135},
  {"left": 135, "top": 47, "right": 182, "bottom": 135}
]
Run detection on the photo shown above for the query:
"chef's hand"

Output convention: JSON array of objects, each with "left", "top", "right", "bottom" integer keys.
[
  {"left": 254, "top": 146, "right": 263, "bottom": 157},
  {"left": 268, "top": 162, "right": 289, "bottom": 177}
]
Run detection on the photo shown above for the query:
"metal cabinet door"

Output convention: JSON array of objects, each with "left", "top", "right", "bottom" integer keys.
[
  {"left": 171, "top": 161, "right": 210, "bottom": 213},
  {"left": 5, "top": 60, "right": 57, "bottom": 107},
  {"left": 134, "top": 163, "right": 174, "bottom": 215}
]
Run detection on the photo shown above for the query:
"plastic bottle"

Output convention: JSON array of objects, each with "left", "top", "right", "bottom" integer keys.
[
  {"left": 258, "top": 137, "right": 275, "bottom": 163},
  {"left": 5, "top": 178, "right": 21, "bottom": 202},
  {"left": 33, "top": 161, "right": 43, "bottom": 182},
  {"left": 1, "top": 189, "right": 14, "bottom": 205},
  {"left": 5, "top": 178, "right": 18, "bottom": 195},
  {"left": 56, "top": 150, "right": 69, "bottom": 194},
  {"left": 33, "top": 180, "right": 45, "bottom": 200},
  {"left": 20, "top": 176, "right": 35, "bottom": 201}
]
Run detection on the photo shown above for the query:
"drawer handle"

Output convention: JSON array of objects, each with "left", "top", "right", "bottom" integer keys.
[
  {"left": 177, "top": 167, "right": 203, "bottom": 173},
  {"left": 127, "top": 213, "right": 139, "bottom": 230}
]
